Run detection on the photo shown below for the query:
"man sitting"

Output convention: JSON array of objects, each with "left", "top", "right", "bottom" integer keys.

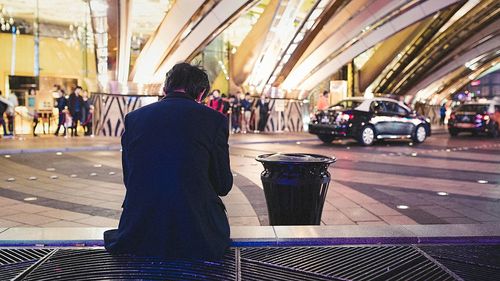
[{"left": 104, "top": 63, "right": 233, "bottom": 260}]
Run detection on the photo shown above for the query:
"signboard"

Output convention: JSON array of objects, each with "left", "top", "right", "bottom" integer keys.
[
  {"left": 274, "top": 99, "right": 285, "bottom": 112},
  {"left": 329, "top": 80, "right": 347, "bottom": 104}
]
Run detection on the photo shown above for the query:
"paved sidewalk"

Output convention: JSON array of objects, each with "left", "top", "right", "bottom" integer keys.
[
  {"left": 0, "top": 135, "right": 121, "bottom": 154},
  {"left": 0, "top": 131, "right": 499, "bottom": 228}
]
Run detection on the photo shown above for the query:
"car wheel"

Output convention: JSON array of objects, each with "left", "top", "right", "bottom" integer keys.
[
  {"left": 413, "top": 125, "right": 427, "bottom": 143},
  {"left": 358, "top": 125, "right": 375, "bottom": 146},
  {"left": 449, "top": 129, "right": 458, "bottom": 137},
  {"left": 318, "top": 134, "right": 335, "bottom": 143},
  {"left": 489, "top": 123, "right": 499, "bottom": 138}
]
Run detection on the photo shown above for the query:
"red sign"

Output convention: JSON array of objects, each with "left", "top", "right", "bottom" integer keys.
[{"left": 471, "top": 80, "right": 481, "bottom": 86}]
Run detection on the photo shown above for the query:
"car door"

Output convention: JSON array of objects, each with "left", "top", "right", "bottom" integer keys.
[
  {"left": 380, "top": 101, "right": 416, "bottom": 136},
  {"left": 381, "top": 101, "right": 404, "bottom": 135},
  {"left": 370, "top": 101, "right": 392, "bottom": 135},
  {"left": 392, "top": 103, "right": 414, "bottom": 135}
]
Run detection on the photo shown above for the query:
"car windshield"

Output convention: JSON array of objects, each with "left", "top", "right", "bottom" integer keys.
[
  {"left": 330, "top": 100, "right": 363, "bottom": 110},
  {"left": 456, "top": 104, "right": 488, "bottom": 113}
]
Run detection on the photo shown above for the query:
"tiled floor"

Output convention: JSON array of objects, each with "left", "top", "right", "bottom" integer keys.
[{"left": 0, "top": 128, "right": 499, "bottom": 228}]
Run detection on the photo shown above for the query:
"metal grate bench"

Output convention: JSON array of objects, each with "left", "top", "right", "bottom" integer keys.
[{"left": 0, "top": 245, "right": 470, "bottom": 281}]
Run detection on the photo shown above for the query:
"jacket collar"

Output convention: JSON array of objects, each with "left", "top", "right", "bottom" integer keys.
[{"left": 163, "top": 91, "right": 196, "bottom": 101}]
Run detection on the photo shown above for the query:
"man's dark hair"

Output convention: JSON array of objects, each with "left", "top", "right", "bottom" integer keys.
[
  {"left": 323, "top": 90, "right": 329, "bottom": 96},
  {"left": 75, "top": 86, "right": 83, "bottom": 91},
  {"left": 163, "top": 62, "right": 210, "bottom": 101}
]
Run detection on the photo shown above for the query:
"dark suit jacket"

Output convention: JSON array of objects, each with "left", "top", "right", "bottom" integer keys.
[
  {"left": 55, "top": 96, "right": 67, "bottom": 112},
  {"left": 104, "top": 92, "right": 233, "bottom": 259},
  {"left": 68, "top": 93, "right": 83, "bottom": 115}
]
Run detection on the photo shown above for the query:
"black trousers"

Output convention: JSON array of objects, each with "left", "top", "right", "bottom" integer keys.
[
  {"left": 72, "top": 111, "right": 82, "bottom": 136},
  {"left": 84, "top": 122, "right": 93, "bottom": 136},
  {"left": 7, "top": 114, "right": 14, "bottom": 134},
  {"left": 0, "top": 117, "right": 7, "bottom": 135},
  {"left": 32, "top": 117, "right": 39, "bottom": 136},
  {"left": 258, "top": 112, "right": 269, "bottom": 132},
  {"left": 55, "top": 112, "right": 66, "bottom": 135}
]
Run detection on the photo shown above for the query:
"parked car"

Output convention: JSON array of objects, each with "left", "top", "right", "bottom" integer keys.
[
  {"left": 308, "top": 97, "right": 431, "bottom": 145},
  {"left": 448, "top": 100, "right": 500, "bottom": 137}
]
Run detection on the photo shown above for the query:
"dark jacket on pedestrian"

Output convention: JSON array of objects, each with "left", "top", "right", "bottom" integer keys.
[
  {"left": 256, "top": 99, "right": 270, "bottom": 114},
  {"left": 241, "top": 99, "right": 252, "bottom": 112},
  {"left": 55, "top": 96, "right": 67, "bottom": 112},
  {"left": 81, "top": 98, "right": 91, "bottom": 123},
  {"left": 104, "top": 92, "right": 233, "bottom": 259},
  {"left": 0, "top": 99, "right": 7, "bottom": 116},
  {"left": 68, "top": 93, "right": 83, "bottom": 115}
]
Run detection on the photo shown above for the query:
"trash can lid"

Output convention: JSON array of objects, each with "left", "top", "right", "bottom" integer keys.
[{"left": 256, "top": 153, "right": 336, "bottom": 164}]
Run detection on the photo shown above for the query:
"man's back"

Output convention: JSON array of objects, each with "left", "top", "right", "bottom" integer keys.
[{"left": 105, "top": 92, "right": 233, "bottom": 259}]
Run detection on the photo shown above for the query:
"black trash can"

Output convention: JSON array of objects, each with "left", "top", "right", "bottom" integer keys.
[{"left": 256, "top": 153, "right": 336, "bottom": 225}]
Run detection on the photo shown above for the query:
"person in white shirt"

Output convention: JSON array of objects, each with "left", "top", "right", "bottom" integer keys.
[
  {"left": 0, "top": 91, "right": 13, "bottom": 136},
  {"left": 6, "top": 92, "right": 18, "bottom": 135}
]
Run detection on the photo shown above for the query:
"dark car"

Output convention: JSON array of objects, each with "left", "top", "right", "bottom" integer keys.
[
  {"left": 308, "top": 97, "right": 431, "bottom": 145},
  {"left": 448, "top": 100, "right": 500, "bottom": 137}
]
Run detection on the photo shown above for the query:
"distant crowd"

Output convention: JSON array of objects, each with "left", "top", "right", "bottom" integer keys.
[
  {"left": 204, "top": 90, "right": 271, "bottom": 133},
  {"left": 0, "top": 85, "right": 94, "bottom": 137},
  {"left": 0, "top": 86, "right": 274, "bottom": 137},
  {"left": 53, "top": 85, "right": 93, "bottom": 137}
]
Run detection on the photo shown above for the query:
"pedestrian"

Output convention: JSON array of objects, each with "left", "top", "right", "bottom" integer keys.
[
  {"left": 28, "top": 89, "right": 40, "bottom": 137},
  {"left": 228, "top": 95, "right": 241, "bottom": 133},
  {"left": 54, "top": 86, "right": 67, "bottom": 136},
  {"left": 6, "top": 92, "right": 18, "bottom": 135},
  {"left": 104, "top": 62, "right": 232, "bottom": 260},
  {"left": 440, "top": 104, "right": 446, "bottom": 125},
  {"left": 256, "top": 94, "right": 270, "bottom": 132},
  {"left": 82, "top": 105, "right": 94, "bottom": 136},
  {"left": 31, "top": 110, "right": 39, "bottom": 137},
  {"left": 25, "top": 88, "right": 41, "bottom": 137},
  {"left": 317, "top": 90, "right": 330, "bottom": 111},
  {"left": 208, "top": 89, "right": 223, "bottom": 113},
  {"left": 68, "top": 86, "right": 84, "bottom": 136},
  {"left": 240, "top": 93, "right": 252, "bottom": 133},
  {"left": 221, "top": 93, "right": 230, "bottom": 117},
  {"left": 0, "top": 91, "right": 10, "bottom": 136},
  {"left": 63, "top": 106, "right": 72, "bottom": 137},
  {"left": 81, "top": 90, "right": 91, "bottom": 126}
]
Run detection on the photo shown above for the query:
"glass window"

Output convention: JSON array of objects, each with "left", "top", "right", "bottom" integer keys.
[
  {"left": 379, "top": 101, "right": 408, "bottom": 115},
  {"left": 370, "top": 101, "right": 386, "bottom": 112},
  {"left": 382, "top": 101, "right": 397, "bottom": 113},
  {"left": 394, "top": 104, "right": 409, "bottom": 115}
]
